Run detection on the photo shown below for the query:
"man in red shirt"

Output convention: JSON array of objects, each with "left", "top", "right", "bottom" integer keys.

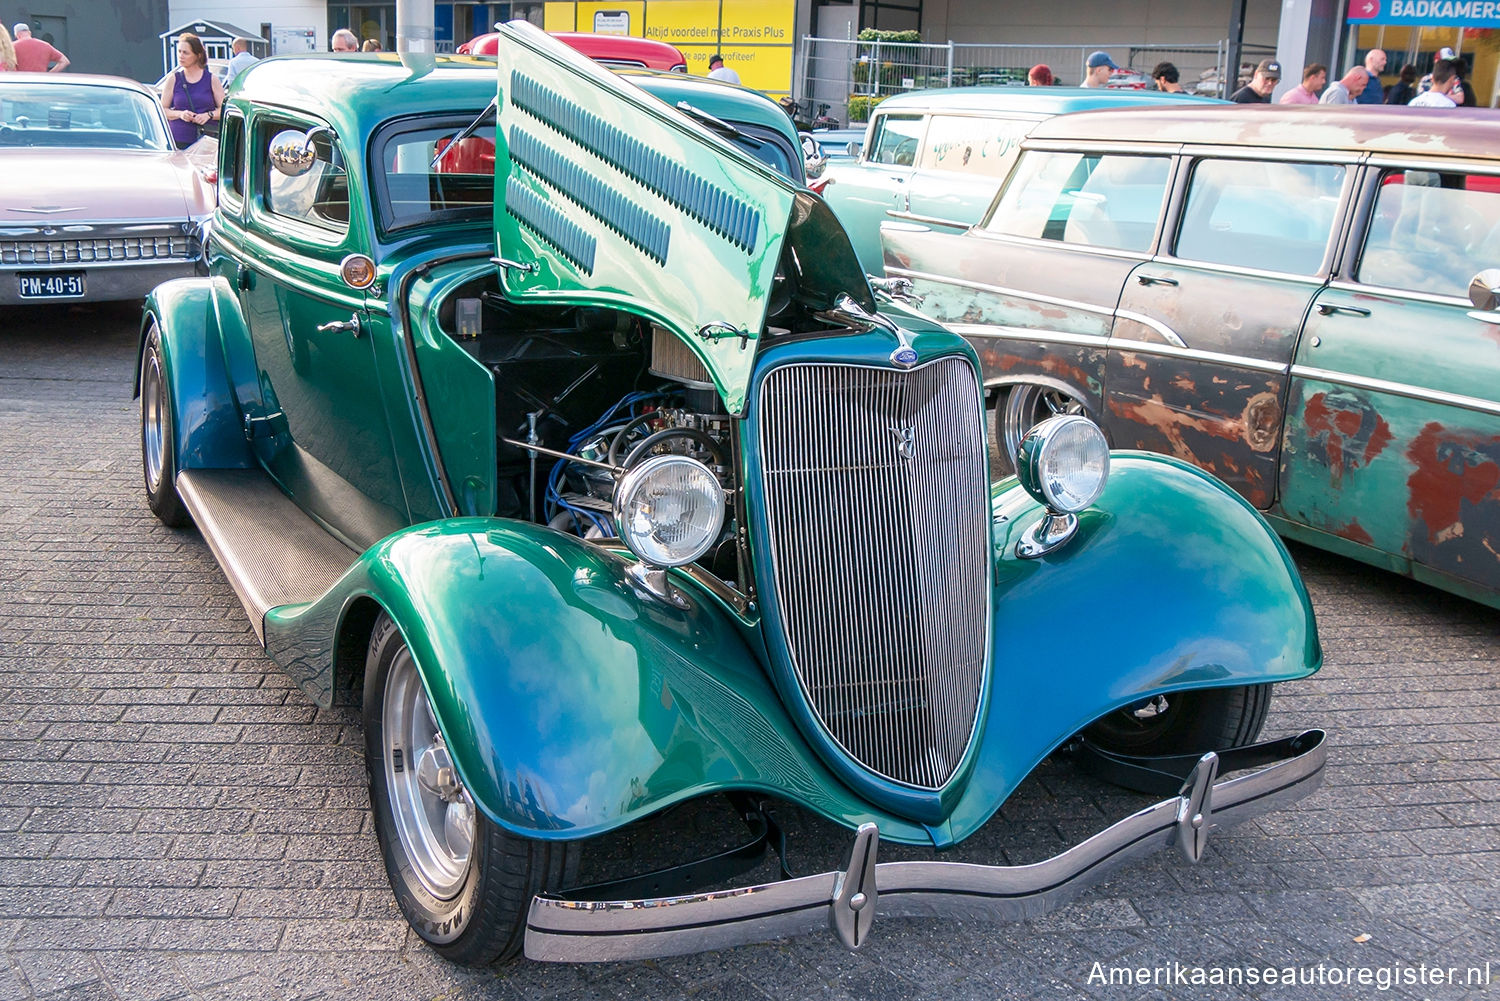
[{"left": 12, "top": 23, "right": 68, "bottom": 72}]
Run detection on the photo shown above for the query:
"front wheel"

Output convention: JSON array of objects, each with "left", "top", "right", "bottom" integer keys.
[
  {"left": 364, "top": 613, "right": 577, "bottom": 965},
  {"left": 994, "top": 383, "right": 1089, "bottom": 475},
  {"left": 1083, "top": 684, "right": 1272, "bottom": 757},
  {"left": 139, "top": 321, "right": 190, "bottom": 527}
]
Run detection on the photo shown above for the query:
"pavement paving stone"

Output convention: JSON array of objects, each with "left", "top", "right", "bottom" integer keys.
[{"left": 2, "top": 306, "right": 1497, "bottom": 998}]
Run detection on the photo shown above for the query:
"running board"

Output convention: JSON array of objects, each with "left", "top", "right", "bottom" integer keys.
[{"left": 176, "top": 469, "right": 358, "bottom": 644}]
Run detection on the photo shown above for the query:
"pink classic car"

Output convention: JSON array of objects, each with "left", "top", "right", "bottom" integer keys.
[{"left": 0, "top": 74, "right": 215, "bottom": 304}]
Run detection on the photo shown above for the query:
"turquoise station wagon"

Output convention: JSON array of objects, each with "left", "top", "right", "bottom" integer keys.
[{"left": 136, "top": 27, "right": 1326, "bottom": 965}]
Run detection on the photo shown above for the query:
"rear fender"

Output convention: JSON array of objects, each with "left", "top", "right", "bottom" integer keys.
[
  {"left": 943, "top": 451, "right": 1321, "bottom": 840},
  {"left": 262, "top": 520, "right": 935, "bottom": 845},
  {"left": 138, "top": 278, "right": 253, "bottom": 473}
]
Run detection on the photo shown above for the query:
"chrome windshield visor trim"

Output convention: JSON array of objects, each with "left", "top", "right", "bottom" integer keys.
[
  {"left": 1290, "top": 366, "right": 1500, "bottom": 418},
  {"left": 1147, "top": 258, "right": 1329, "bottom": 284},
  {"left": 1110, "top": 338, "right": 1291, "bottom": 376},
  {"left": 885, "top": 267, "right": 1117, "bottom": 319},
  {"left": 524, "top": 729, "right": 1327, "bottom": 963}
]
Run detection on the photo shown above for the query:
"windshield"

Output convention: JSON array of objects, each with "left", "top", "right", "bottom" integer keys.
[
  {"left": 0, "top": 82, "right": 170, "bottom": 150},
  {"left": 373, "top": 116, "right": 497, "bottom": 232}
]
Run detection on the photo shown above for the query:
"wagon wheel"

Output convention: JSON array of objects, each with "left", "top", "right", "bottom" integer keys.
[
  {"left": 995, "top": 383, "right": 1088, "bottom": 475},
  {"left": 364, "top": 613, "right": 578, "bottom": 964}
]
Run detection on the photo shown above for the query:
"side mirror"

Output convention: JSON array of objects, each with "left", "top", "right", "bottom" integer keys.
[
  {"left": 269, "top": 126, "right": 332, "bottom": 177},
  {"left": 799, "top": 131, "right": 827, "bottom": 180},
  {"left": 1468, "top": 269, "right": 1500, "bottom": 312}
]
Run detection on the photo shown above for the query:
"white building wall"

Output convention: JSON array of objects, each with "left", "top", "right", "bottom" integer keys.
[
  {"left": 169, "top": 0, "right": 330, "bottom": 53},
  {"left": 921, "top": 0, "right": 1283, "bottom": 48}
]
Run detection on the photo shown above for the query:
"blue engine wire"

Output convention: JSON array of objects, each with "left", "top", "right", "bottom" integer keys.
[{"left": 546, "top": 389, "right": 671, "bottom": 534}]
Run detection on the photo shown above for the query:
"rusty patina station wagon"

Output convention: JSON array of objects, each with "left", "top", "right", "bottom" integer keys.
[{"left": 887, "top": 106, "right": 1500, "bottom": 609}]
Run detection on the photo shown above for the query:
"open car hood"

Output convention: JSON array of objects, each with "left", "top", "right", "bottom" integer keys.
[{"left": 491, "top": 21, "right": 799, "bottom": 415}]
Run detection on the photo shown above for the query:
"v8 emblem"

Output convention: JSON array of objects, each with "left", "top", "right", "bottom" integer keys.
[{"left": 888, "top": 423, "right": 916, "bottom": 460}]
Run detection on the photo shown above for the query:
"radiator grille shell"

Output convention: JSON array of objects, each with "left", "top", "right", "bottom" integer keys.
[{"left": 755, "top": 357, "right": 991, "bottom": 790}]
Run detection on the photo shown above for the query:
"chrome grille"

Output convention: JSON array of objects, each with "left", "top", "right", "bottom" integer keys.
[
  {"left": 757, "top": 357, "right": 990, "bottom": 789},
  {"left": 0, "top": 234, "right": 194, "bottom": 266}
]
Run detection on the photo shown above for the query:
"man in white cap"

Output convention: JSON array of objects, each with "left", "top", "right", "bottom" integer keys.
[
  {"left": 12, "top": 22, "right": 69, "bottom": 72},
  {"left": 1410, "top": 59, "right": 1460, "bottom": 107},
  {"left": 1081, "top": 51, "right": 1117, "bottom": 88},
  {"left": 1419, "top": 47, "right": 1467, "bottom": 105}
]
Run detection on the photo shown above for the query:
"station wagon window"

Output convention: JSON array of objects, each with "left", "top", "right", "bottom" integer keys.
[
  {"left": 1175, "top": 159, "right": 1344, "bottom": 275},
  {"left": 1358, "top": 168, "right": 1500, "bottom": 298},
  {"left": 260, "top": 119, "right": 349, "bottom": 234},
  {"left": 867, "top": 114, "right": 924, "bottom": 167},
  {"left": 982, "top": 150, "right": 1171, "bottom": 253},
  {"left": 918, "top": 115, "right": 1030, "bottom": 179},
  {"left": 373, "top": 118, "right": 497, "bottom": 232}
]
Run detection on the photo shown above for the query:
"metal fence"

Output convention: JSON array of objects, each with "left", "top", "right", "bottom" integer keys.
[{"left": 800, "top": 37, "right": 1278, "bottom": 125}]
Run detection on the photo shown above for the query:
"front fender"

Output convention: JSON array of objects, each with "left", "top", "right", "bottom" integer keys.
[
  {"left": 263, "top": 520, "right": 936, "bottom": 844},
  {"left": 139, "top": 278, "right": 253, "bottom": 474},
  {"left": 942, "top": 451, "right": 1321, "bottom": 842}
]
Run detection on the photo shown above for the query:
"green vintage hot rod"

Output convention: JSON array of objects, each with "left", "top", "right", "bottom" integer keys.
[{"left": 136, "top": 25, "right": 1326, "bottom": 965}]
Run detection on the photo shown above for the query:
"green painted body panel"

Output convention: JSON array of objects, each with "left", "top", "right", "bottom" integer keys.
[
  {"left": 490, "top": 23, "right": 800, "bottom": 416},
  {"left": 1281, "top": 286, "right": 1500, "bottom": 599},
  {"left": 258, "top": 447, "right": 1316, "bottom": 845}
]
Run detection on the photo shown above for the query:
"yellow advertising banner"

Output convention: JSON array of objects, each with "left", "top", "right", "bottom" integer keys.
[{"left": 543, "top": 0, "right": 797, "bottom": 93}]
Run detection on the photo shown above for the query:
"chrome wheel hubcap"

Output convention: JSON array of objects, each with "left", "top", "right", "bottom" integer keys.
[
  {"left": 141, "top": 345, "right": 166, "bottom": 492},
  {"left": 383, "top": 646, "right": 475, "bottom": 899}
]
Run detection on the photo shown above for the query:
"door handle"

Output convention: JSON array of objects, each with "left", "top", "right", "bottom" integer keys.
[
  {"left": 1315, "top": 302, "right": 1371, "bottom": 317},
  {"left": 236, "top": 263, "right": 255, "bottom": 292},
  {"left": 316, "top": 314, "right": 362, "bottom": 338},
  {"left": 1136, "top": 274, "right": 1178, "bottom": 287}
]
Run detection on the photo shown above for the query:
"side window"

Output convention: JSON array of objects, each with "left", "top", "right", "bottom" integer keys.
[
  {"left": 918, "top": 115, "right": 1030, "bottom": 179},
  {"left": 259, "top": 118, "right": 349, "bottom": 234},
  {"left": 866, "top": 114, "right": 924, "bottom": 167},
  {"left": 1358, "top": 169, "right": 1500, "bottom": 298},
  {"left": 219, "top": 112, "right": 244, "bottom": 207},
  {"left": 1174, "top": 159, "right": 1345, "bottom": 275},
  {"left": 983, "top": 150, "right": 1171, "bottom": 254}
]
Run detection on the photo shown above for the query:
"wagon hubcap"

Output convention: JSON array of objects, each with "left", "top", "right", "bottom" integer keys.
[
  {"left": 1002, "top": 384, "right": 1086, "bottom": 464},
  {"left": 384, "top": 646, "right": 475, "bottom": 899},
  {"left": 141, "top": 346, "right": 166, "bottom": 492}
]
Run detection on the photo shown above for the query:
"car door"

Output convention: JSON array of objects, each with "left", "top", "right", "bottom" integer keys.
[
  {"left": 883, "top": 144, "right": 1176, "bottom": 443},
  {"left": 900, "top": 112, "right": 1037, "bottom": 234},
  {"left": 239, "top": 109, "right": 409, "bottom": 549},
  {"left": 1107, "top": 151, "right": 1356, "bottom": 509},
  {"left": 1280, "top": 160, "right": 1500, "bottom": 595},
  {"left": 819, "top": 110, "right": 927, "bottom": 275}
]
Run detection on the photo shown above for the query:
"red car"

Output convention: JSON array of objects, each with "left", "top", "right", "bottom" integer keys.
[{"left": 458, "top": 30, "right": 687, "bottom": 72}]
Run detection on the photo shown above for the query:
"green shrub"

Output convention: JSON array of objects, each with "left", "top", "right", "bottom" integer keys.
[{"left": 847, "top": 94, "right": 889, "bottom": 122}]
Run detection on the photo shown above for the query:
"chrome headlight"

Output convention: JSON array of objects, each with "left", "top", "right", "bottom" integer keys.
[
  {"left": 613, "top": 454, "right": 725, "bottom": 568},
  {"left": 1016, "top": 414, "right": 1109, "bottom": 513}
]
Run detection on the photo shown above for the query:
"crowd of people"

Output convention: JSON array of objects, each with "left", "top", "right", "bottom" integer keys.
[{"left": 1019, "top": 46, "right": 1471, "bottom": 111}]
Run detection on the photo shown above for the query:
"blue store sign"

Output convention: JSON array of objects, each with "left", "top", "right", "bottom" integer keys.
[{"left": 1348, "top": 0, "right": 1500, "bottom": 25}]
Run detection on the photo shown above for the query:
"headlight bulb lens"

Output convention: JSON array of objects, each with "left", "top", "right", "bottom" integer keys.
[{"left": 613, "top": 454, "right": 725, "bottom": 567}]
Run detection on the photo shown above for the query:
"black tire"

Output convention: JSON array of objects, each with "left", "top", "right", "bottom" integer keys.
[
  {"left": 363, "top": 613, "right": 577, "bottom": 965},
  {"left": 1083, "top": 684, "right": 1273, "bottom": 757},
  {"left": 994, "top": 383, "right": 1089, "bottom": 476},
  {"left": 139, "top": 321, "right": 191, "bottom": 528}
]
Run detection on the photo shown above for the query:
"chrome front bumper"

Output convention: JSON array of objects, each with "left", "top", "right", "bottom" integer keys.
[{"left": 525, "top": 729, "right": 1326, "bottom": 963}]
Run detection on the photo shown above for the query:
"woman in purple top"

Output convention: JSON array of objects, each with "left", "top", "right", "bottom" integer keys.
[{"left": 161, "top": 33, "right": 225, "bottom": 149}]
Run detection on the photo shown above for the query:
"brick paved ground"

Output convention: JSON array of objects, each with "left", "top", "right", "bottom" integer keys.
[{"left": 1, "top": 303, "right": 1496, "bottom": 1000}]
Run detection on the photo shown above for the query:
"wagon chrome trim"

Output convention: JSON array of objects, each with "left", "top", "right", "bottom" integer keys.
[
  {"left": 885, "top": 266, "right": 1117, "bottom": 319},
  {"left": 1111, "top": 338, "right": 1291, "bottom": 376},
  {"left": 1290, "top": 366, "right": 1500, "bottom": 418},
  {"left": 525, "top": 729, "right": 1327, "bottom": 962}
]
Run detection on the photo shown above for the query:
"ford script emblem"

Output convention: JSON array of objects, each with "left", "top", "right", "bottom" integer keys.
[
  {"left": 888, "top": 423, "right": 916, "bottom": 460},
  {"left": 890, "top": 345, "right": 918, "bottom": 368}
]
